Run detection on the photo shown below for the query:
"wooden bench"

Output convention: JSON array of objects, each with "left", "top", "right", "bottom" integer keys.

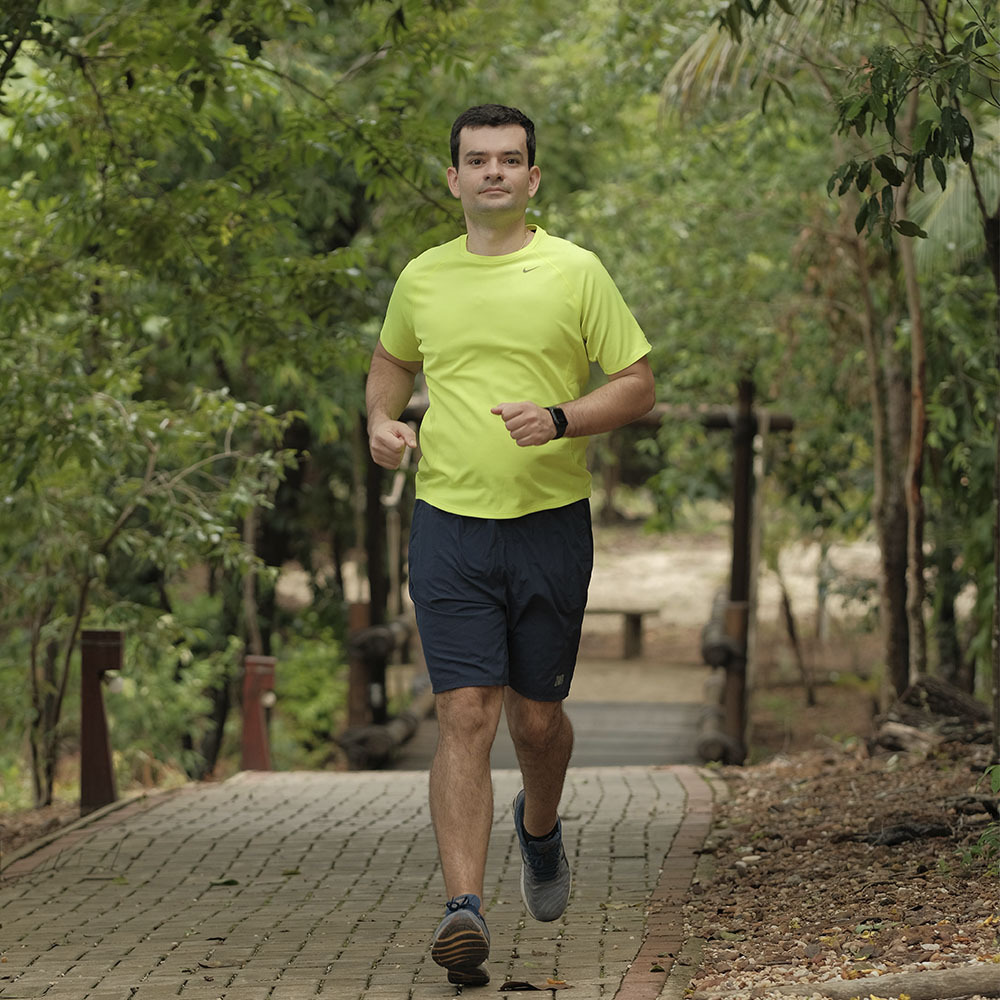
[{"left": 585, "top": 605, "right": 660, "bottom": 659}]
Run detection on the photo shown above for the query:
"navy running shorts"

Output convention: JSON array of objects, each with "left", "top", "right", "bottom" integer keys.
[{"left": 408, "top": 499, "right": 594, "bottom": 701}]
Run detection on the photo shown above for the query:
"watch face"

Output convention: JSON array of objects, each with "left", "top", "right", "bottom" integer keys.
[{"left": 549, "top": 406, "right": 568, "bottom": 437}]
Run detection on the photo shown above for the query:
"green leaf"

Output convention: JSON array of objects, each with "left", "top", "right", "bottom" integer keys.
[
  {"left": 932, "top": 156, "right": 947, "bottom": 190},
  {"left": 760, "top": 80, "right": 772, "bottom": 114},
  {"left": 838, "top": 161, "right": 857, "bottom": 196},
  {"left": 912, "top": 119, "right": 935, "bottom": 153},
  {"left": 189, "top": 78, "right": 206, "bottom": 113},
  {"left": 954, "top": 113, "right": 974, "bottom": 163},
  {"left": 854, "top": 199, "right": 870, "bottom": 234},
  {"left": 894, "top": 219, "right": 928, "bottom": 238},
  {"left": 874, "top": 154, "right": 904, "bottom": 186},
  {"left": 880, "top": 183, "right": 894, "bottom": 218}
]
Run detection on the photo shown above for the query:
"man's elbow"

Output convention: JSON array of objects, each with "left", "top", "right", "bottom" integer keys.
[{"left": 634, "top": 368, "right": 656, "bottom": 419}]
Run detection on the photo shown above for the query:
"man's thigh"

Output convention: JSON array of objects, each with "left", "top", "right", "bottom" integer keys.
[
  {"left": 408, "top": 501, "right": 510, "bottom": 693},
  {"left": 504, "top": 499, "right": 594, "bottom": 702}
]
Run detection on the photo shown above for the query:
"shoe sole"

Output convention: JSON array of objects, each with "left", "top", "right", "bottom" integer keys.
[
  {"left": 447, "top": 962, "right": 490, "bottom": 986},
  {"left": 431, "top": 919, "right": 490, "bottom": 973}
]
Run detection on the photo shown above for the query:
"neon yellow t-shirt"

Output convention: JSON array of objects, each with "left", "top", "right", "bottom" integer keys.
[{"left": 378, "top": 226, "right": 651, "bottom": 518}]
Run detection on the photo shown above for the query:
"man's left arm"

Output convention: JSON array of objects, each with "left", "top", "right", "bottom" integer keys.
[{"left": 491, "top": 356, "right": 655, "bottom": 447}]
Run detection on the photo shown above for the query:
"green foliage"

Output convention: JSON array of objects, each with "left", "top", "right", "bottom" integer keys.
[
  {"left": 0, "top": 0, "right": 468, "bottom": 801},
  {"left": 2, "top": 0, "right": 996, "bottom": 797},
  {"left": 831, "top": 21, "right": 994, "bottom": 244},
  {"left": 960, "top": 764, "right": 1000, "bottom": 874},
  {"left": 107, "top": 598, "right": 245, "bottom": 781},
  {"left": 269, "top": 620, "right": 349, "bottom": 770}
]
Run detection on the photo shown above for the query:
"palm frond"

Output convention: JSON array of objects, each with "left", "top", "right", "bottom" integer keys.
[
  {"left": 661, "top": 2, "right": 845, "bottom": 118},
  {"left": 909, "top": 134, "right": 1000, "bottom": 276}
]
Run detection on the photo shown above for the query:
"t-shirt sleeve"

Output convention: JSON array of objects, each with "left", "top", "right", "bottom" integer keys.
[
  {"left": 378, "top": 267, "right": 423, "bottom": 363},
  {"left": 578, "top": 252, "right": 651, "bottom": 374}
]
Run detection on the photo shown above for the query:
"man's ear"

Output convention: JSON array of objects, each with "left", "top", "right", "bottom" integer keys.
[
  {"left": 446, "top": 165, "right": 461, "bottom": 198},
  {"left": 528, "top": 164, "right": 541, "bottom": 198}
]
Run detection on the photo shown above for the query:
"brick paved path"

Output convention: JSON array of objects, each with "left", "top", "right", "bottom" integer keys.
[{"left": 1, "top": 766, "right": 712, "bottom": 1000}]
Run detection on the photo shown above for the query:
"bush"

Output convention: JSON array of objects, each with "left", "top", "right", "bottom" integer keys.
[{"left": 268, "top": 627, "right": 349, "bottom": 770}]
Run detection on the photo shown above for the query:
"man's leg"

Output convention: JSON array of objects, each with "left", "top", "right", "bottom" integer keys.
[
  {"left": 504, "top": 690, "right": 573, "bottom": 836},
  {"left": 430, "top": 685, "right": 505, "bottom": 899},
  {"left": 505, "top": 689, "right": 574, "bottom": 922}
]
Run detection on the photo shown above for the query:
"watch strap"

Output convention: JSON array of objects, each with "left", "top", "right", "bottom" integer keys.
[{"left": 546, "top": 405, "right": 568, "bottom": 440}]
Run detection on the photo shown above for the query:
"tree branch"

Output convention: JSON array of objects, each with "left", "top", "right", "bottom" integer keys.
[
  {"left": 226, "top": 55, "right": 461, "bottom": 222},
  {"left": 0, "top": 1, "right": 41, "bottom": 96}
]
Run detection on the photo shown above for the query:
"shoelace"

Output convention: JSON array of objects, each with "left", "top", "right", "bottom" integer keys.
[
  {"left": 446, "top": 895, "right": 478, "bottom": 914},
  {"left": 525, "top": 834, "right": 562, "bottom": 880}
]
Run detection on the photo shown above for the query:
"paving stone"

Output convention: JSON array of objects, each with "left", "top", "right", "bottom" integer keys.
[{"left": 0, "top": 766, "right": 710, "bottom": 999}]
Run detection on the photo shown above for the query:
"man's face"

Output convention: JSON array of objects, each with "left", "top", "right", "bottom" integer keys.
[{"left": 446, "top": 124, "right": 541, "bottom": 223}]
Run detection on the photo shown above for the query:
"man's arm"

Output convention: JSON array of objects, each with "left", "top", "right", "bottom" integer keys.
[
  {"left": 366, "top": 340, "right": 422, "bottom": 469},
  {"left": 491, "top": 356, "right": 655, "bottom": 447}
]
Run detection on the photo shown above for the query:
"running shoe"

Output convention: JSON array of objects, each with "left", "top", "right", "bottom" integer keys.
[
  {"left": 512, "top": 789, "right": 571, "bottom": 922},
  {"left": 430, "top": 894, "right": 490, "bottom": 985}
]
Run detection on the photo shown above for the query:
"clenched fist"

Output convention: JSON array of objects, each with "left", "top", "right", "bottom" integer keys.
[
  {"left": 491, "top": 401, "right": 558, "bottom": 447},
  {"left": 369, "top": 420, "right": 418, "bottom": 469}
]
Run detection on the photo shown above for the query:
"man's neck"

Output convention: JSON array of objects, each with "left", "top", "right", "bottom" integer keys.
[{"left": 464, "top": 218, "right": 533, "bottom": 257}]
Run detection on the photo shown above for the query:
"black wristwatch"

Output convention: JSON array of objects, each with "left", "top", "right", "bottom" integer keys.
[{"left": 546, "top": 406, "right": 568, "bottom": 440}]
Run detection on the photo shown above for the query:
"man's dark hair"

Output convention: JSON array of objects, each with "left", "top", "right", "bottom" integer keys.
[{"left": 450, "top": 104, "right": 536, "bottom": 168}]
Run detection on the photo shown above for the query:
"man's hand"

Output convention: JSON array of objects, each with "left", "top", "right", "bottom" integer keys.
[
  {"left": 369, "top": 420, "right": 418, "bottom": 469},
  {"left": 491, "top": 401, "right": 558, "bottom": 446}
]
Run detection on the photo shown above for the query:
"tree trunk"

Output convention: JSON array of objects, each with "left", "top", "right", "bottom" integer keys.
[
  {"left": 993, "top": 403, "right": 999, "bottom": 765},
  {"left": 932, "top": 539, "right": 966, "bottom": 689},
  {"left": 30, "top": 639, "right": 60, "bottom": 808},
  {"left": 779, "top": 576, "right": 814, "bottom": 706},
  {"left": 242, "top": 507, "right": 264, "bottom": 657},
  {"left": 854, "top": 234, "right": 910, "bottom": 696},
  {"left": 896, "top": 67, "right": 929, "bottom": 682},
  {"left": 883, "top": 328, "right": 913, "bottom": 696},
  {"left": 901, "top": 233, "right": 928, "bottom": 684}
]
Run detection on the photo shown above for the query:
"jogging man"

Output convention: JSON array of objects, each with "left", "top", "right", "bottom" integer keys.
[{"left": 365, "top": 104, "right": 655, "bottom": 987}]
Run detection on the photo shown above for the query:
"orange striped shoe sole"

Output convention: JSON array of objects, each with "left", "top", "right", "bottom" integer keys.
[{"left": 431, "top": 902, "right": 490, "bottom": 977}]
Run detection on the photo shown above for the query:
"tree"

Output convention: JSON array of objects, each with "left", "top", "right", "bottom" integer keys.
[
  {"left": 0, "top": 0, "right": 470, "bottom": 797},
  {"left": 666, "top": 0, "right": 999, "bottom": 698}
]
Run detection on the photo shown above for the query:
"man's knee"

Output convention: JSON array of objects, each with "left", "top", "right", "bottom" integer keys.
[
  {"left": 436, "top": 686, "right": 504, "bottom": 747},
  {"left": 506, "top": 695, "right": 570, "bottom": 755}
]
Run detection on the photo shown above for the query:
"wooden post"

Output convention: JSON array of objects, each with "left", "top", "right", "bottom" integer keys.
[
  {"left": 347, "top": 602, "right": 371, "bottom": 727},
  {"left": 241, "top": 655, "right": 276, "bottom": 771},
  {"left": 80, "top": 630, "right": 122, "bottom": 815},
  {"left": 722, "top": 379, "right": 755, "bottom": 762}
]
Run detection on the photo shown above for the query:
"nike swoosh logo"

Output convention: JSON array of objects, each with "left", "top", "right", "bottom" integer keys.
[{"left": 523, "top": 266, "right": 540, "bottom": 272}]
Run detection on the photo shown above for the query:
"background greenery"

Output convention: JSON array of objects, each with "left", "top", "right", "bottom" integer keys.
[{"left": 1, "top": 0, "right": 996, "bottom": 807}]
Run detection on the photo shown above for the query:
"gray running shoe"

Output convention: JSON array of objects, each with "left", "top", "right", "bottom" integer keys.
[
  {"left": 431, "top": 895, "right": 490, "bottom": 984},
  {"left": 512, "top": 789, "right": 571, "bottom": 922}
]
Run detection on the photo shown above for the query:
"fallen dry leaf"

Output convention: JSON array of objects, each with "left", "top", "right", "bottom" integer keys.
[{"left": 499, "top": 978, "right": 572, "bottom": 991}]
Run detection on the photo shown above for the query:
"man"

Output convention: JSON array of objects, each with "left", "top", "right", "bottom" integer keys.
[{"left": 366, "top": 104, "right": 655, "bottom": 987}]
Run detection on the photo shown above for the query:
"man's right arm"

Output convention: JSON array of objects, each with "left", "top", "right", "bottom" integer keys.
[{"left": 366, "top": 339, "right": 422, "bottom": 469}]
